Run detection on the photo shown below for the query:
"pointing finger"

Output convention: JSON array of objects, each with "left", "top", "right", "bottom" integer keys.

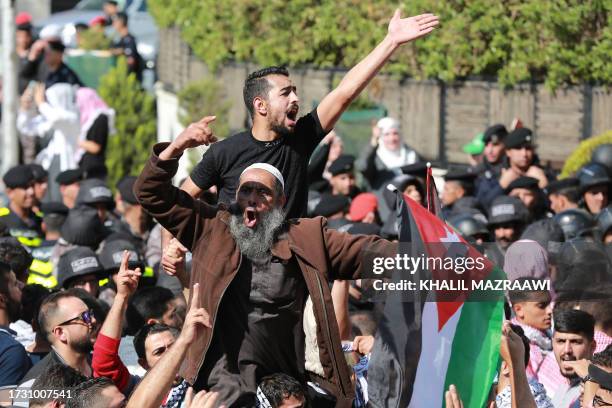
[
  {"left": 120, "top": 251, "right": 130, "bottom": 274},
  {"left": 190, "top": 283, "right": 200, "bottom": 310},
  {"left": 199, "top": 115, "right": 216, "bottom": 125}
]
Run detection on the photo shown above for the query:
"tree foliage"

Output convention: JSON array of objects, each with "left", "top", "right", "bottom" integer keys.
[
  {"left": 149, "top": 0, "right": 611, "bottom": 89},
  {"left": 561, "top": 130, "right": 612, "bottom": 178},
  {"left": 177, "top": 78, "right": 232, "bottom": 169},
  {"left": 98, "top": 58, "right": 157, "bottom": 189}
]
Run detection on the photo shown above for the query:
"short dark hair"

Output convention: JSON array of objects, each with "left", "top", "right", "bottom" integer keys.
[
  {"left": 575, "top": 301, "right": 612, "bottom": 331},
  {"left": 553, "top": 185, "right": 581, "bottom": 204},
  {"left": 38, "top": 291, "right": 82, "bottom": 341},
  {"left": 65, "top": 377, "right": 116, "bottom": 408},
  {"left": 30, "top": 364, "right": 87, "bottom": 407},
  {"left": 44, "top": 213, "right": 67, "bottom": 233},
  {"left": 113, "top": 11, "right": 128, "bottom": 26},
  {"left": 21, "top": 284, "right": 52, "bottom": 328},
  {"left": 0, "top": 260, "right": 11, "bottom": 295},
  {"left": 553, "top": 308, "right": 595, "bottom": 340},
  {"left": 590, "top": 344, "right": 612, "bottom": 369},
  {"left": 258, "top": 373, "right": 304, "bottom": 407},
  {"left": 126, "top": 286, "right": 175, "bottom": 335},
  {"left": 0, "top": 237, "right": 33, "bottom": 279},
  {"left": 133, "top": 323, "right": 179, "bottom": 359},
  {"left": 243, "top": 66, "right": 289, "bottom": 118},
  {"left": 508, "top": 279, "right": 550, "bottom": 304},
  {"left": 509, "top": 324, "right": 531, "bottom": 367}
]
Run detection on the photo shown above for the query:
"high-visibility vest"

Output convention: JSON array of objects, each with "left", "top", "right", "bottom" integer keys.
[
  {"left": 0, "top": 207, "right": 43, "bottom": 248},
  {"left": 28, "top": 258, "right": 58, "bottom": 288}
]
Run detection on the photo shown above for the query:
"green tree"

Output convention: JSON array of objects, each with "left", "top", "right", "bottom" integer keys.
[
  {"left": 561, "top": 130, "right": 612, "bottom": 178},
  {"left": 149, "top": 0, "right": 611, "bottom": 89},
  {"left": 98, "top": 58, "right": 157, "bottom": 189},
  {"left": 177, "top": 78, "right": 232, "bottom": 170}
]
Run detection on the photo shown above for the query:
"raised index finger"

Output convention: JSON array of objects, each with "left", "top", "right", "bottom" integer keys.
[
  {"left": 120, "top": 250, "right": 130, "bottom": 274},
  {"left": 198, "top": 116, "right": 216, "bottom": 125},
  {"left": 190, "top": 283, "right": 200, "bottom": 310}
]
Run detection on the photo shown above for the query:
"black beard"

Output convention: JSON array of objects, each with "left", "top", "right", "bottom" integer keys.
[
  {"left": 270, "top": 123, "right": 293, "bottom": 138},
  {"left": 71, "top": 334, "right": 94, "bottom": 354},
  {"left": 6, "top": 300, "right": 21, "bottom": 323},
  {"left": 229, "top": 207, "right": 286, "bottom": 259}
]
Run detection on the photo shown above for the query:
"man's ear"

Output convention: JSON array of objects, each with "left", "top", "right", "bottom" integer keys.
[
  {"left": 54, "top": 326, "right": 68, "bottom": 343},
  {"left": 500, "top": 360, "right": 510, "bottom": 377},
  {"left": 254, "top": 97, "right": 267, "bottom": 116},
  {"left": 279, "top": 194, "right": 287, "bottom": 208},
  {"left": 0, "top": 293, "right": 7, "bottom": 309},
  {"left": 138, "top": 357, "right": 150, "bottom": 371},
  {"left": 513, "top": 303, "right": 523, "bottom": 320}
]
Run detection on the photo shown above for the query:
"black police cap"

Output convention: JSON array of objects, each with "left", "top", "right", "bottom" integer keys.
[
  {"left": 3, "top": 165, "right": 34, "bottom": 189},
  {"left": 504, "top": 128, "right": 535, "bottom": 149},
  {"left": 116, "top": 176, "right": 138, "bottom": 205},
  {"left": 483, "top": 124, "right": 508, "bottom": 144},
  {"left": 328, "top": 155, "right": 355, "bottom": 176},
  {"left": 312, "top": 194, "right": 350, "bottom": 218},
  {"left": 504, "top": 176, "right": 540, "bottom": 194},
  {"left": 40, "top": 201, "right": 69, "bottom": 216},
  {"left": 444, "top": 169, "right": 477, "bottom": 183},
  {"left": 400, "top": 162, "right": 428, "bottom": 178},
  {"left": 56, "top": 169, "right": 83, "bottom": 185},
  {"left": 28, "top": 164, "right": 48, "bottom": 182}
]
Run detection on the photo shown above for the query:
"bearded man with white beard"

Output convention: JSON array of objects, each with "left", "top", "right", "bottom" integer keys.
[{"left": 134, "top": 110, "right": 399, "bottom": 406}]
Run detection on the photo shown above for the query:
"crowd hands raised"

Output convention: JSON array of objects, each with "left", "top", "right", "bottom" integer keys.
[{"left": 2, "top": 6, "right": 612, "bottom": 408}]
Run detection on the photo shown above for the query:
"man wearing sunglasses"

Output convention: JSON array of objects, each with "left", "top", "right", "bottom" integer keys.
[{"left": 19, "top": 290, "right": 98, "bottom": 386}]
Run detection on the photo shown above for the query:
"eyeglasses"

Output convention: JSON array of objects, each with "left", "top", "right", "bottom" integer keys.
[{"left": 58, "top": 309, "right": 95, "bottom": 326}]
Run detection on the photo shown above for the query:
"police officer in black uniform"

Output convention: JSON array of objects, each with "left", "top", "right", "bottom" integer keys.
[
  {"left": 111, "top": 12, "right": 143, "bottom": 82},
  {"left": 0, "top": 165, "right": 43, "bottom": 249}
]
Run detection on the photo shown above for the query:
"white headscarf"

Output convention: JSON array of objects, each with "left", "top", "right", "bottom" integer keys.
[
  {"left": 375, "top": 117, "right": 418, "bottom": 169},
  {"left": 36, "top": 84, "right": 80, "bottom": 171}
]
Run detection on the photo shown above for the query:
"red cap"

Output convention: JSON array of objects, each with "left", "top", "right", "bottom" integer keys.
[
  {"left": 349, "top": 193, "right": 378, "bottom": 222},
  {"left": 89, "top": 15, "right": 107, "bottom": 27},
  {"left": 15, "top": 12, "right": 32, "bottom": 26}
]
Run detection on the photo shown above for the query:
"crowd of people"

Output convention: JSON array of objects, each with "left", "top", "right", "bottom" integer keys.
[{"left": 1, "top": 6, "right": 611, "bottom": 408}]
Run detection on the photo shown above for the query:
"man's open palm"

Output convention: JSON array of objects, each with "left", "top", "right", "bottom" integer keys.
[{"left": 387, "top": 9, "right": 439, "bottom": 46}]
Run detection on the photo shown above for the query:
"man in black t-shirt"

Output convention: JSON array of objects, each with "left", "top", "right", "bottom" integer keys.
[
  {"left": 162, "top": 10, "right": 440, "bottom": 253},
  {"left": 111, "top": 12, "right": 142, "bottom": 82}
]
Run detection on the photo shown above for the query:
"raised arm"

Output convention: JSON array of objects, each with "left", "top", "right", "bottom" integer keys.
[
  {"left": 93, "top": 252, "right": 141, "bottom": 393},
  {"left": 134, "top": 116, "right": 218, "bottom": 251},
  {"left": 126, "top": 284, "right": 211, "bottom": 408},
  {"left": 316, "top": 10, "right": 439, "bottom": 132}
]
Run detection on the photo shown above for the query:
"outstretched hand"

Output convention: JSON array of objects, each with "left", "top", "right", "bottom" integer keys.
[
  {"left": 116, "top": 250, "right": 141, "bottom": 298},
  {"left": 387, "top": 9, "right": 439, "bottom": 47}
]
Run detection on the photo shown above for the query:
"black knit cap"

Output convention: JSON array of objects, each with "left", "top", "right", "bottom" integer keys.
[
  {"left": 3, "top": 165, "right": 34, "bottom": 189},
  {"left": 57, "top": 246, "right": 106, "bottom": 288}
]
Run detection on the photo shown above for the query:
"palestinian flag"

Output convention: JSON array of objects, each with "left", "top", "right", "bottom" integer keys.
[{"left": 368, "top": 191, "right": 505, "bottom": 408}]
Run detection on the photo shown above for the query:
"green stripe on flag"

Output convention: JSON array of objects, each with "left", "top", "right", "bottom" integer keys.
[{"left": 443, "top": 266, "right": 506, "bottom": 408}]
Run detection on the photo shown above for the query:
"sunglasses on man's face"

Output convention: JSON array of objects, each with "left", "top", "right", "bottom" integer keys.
[{"left": 58, "top": 309, "right": 95, "bottom": 326}]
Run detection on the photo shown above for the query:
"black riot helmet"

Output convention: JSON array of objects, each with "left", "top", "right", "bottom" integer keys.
[{"left": 553, "top": 208, "right": 599, "bottom": 241}]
